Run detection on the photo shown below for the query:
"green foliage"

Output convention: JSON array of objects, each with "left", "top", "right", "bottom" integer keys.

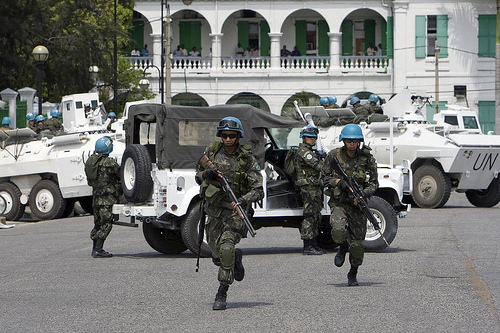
[
  {"left": 281, "top": 91, "right": 320, "bottom": 121},
  {"left": 0, "top": 0, "right": 150, "bottom": 113}
]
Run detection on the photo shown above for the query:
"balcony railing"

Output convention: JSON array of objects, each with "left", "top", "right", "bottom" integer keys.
[{"left": 124, "top": 55, "right": 389, "bottom": 73}]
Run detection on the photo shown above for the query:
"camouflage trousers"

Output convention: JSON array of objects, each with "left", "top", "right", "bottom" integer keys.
[
  {"left": 90, "top": 204, "right": 113, "bottom": 240},
  {"left": 300, "top": 185, "right": 323, "bottom": 240},
  {"left": 206, "top": 208, "right": 243, "bottom": 285},
  {"left": 330, "top": 203, "right": 367, "bottom": 267}
]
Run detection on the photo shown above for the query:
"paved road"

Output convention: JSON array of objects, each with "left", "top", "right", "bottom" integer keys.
[{"left": 1, "top": 193, "right": 499, "bottom": 332}]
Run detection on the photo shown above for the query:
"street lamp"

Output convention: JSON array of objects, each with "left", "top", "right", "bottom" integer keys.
[
  {"left": 32, "top": 45, "right": 49, "bottom": 115},
  {"left": 139, "top": 78, "right": 150, "bottom": 91},
  {"left": 142, "top": 64, "right": 162, "bottom": 101}
]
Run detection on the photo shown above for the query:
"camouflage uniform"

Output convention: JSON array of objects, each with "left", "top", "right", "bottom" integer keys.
[
  {"left": 322, "top": 146, "right": 378, "bottom": 267},
  {"left": 196, "top": 141, "right": 263, "bottom": 285},
  {"left": 295, "top": 142, "right": 323, "bottom": 240},
  {"left": 85, "top": 154, "right": 122, "bottom": 241},
  {"left": 44, "top": 118, "right": 63, "bottom": 133},
  {"left": 0, "top": 125, "right": 10, "bottom": 132},
  {"left": 27, "top": 121, "right": 36, "bottom": 132}
]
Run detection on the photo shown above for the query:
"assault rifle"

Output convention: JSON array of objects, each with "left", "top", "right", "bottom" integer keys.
[
  {"left": 331, "top": 156, "right": 389, "bottom": 247},
  {"left": 195, "top": 199, "right": 206, "bottom": 272},
  {"left": 198, "top": 154, "right": 257, "bottom": 237}
]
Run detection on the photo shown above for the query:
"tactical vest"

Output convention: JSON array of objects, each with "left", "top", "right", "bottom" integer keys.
[{"left": 200, "top": 141, "right": 253, "bottom": 205}]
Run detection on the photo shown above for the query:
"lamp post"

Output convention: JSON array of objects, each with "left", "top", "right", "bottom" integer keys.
[
  {"left": 32, "top": 45, "right": 49, "bottom": 115},
  {"left": 141, "top": 65, "right": 162, "bottom": 100}
]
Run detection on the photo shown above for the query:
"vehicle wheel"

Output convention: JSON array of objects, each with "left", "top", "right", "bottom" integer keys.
[
  {"left": 0, "top": 195, "right": 6, "bottom": 215},
  {"left": 28, "top": 180, "right": 66, "bottom": 220},
  {"left": 143, "top": 222, "right": 187, "bottom": 254},
  {"left": 465, "top": 177, "right": 500, "bottom": 207},
  {"left": 412, "top": 164, "right": 451, "bottom": 209},
  {"left": 0, "top": 182, "right": 25, "bottom": 221},
  {"left": 363, "top": 196, "right": 398, "bottom": 252},
  {"left": 77, "top": 197, "right": 94, "bottom": 215},
  {"left": 60, "top": 199, "right": 75, "bottom": 218},
  {"left": 121, "top": 145, "right": 153, "bottom": 203},
  {"left": 180, "top": 201, "right": 212, "bottom": 257}
]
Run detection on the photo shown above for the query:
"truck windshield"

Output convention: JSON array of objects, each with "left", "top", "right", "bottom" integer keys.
[
  {"left": 268, "top": 127, "right": 302, "bottom": 149},
  {"left": 463, "top": 116, "right": 479, "bottom": 129}
]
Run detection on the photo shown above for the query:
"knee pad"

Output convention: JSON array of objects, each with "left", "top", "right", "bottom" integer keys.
[
  {"left": 349, "top": 240, "right": 364, "bottom": 258},
  {"left": 331, "top": 226, "right": 347, "bottom": 244},
  {"left": 219, "top": 242, "right": 235, "bottom": 270}
]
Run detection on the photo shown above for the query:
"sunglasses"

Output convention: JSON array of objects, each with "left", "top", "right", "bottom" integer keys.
[
  {"left": 344, "top": 139, "right": 360, "bottom": 143},
  {"left": 221, "top": 133, "right": 238, "bottom": 139}
]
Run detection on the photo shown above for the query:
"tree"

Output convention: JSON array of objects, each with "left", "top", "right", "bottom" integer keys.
[{"left": 0, "top": 0, "right": 152, "bottom": 114}]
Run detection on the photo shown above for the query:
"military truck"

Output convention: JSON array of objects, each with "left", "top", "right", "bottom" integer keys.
[
  {"left": 0, "top": 93, "right": 124, "bottom": 221},
  {"left": 317, "top": 88, "right": 500, "bottom": 209},
  {"left": 113, "top": 104, "right": 411, "bottom": 256}
]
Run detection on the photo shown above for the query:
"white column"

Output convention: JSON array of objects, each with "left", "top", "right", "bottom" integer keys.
[
  {"left": 0, "top": 88, "right": 18, "bottom": 128},
  {"left": 151, "top": 33, "right": 162, "bottom": 71},
  {"left": 269, "top": 33, "right": 283, "bottom": 70},
  {"left": 328, "top": 32, "right": 342, "bottom": 73},
  {"left": 210, "top": 33, "right": 223, "bottom": 70},
  {"left": 393, "top": 1, "right": 409, "bottom": 92},
  {"left": 18, "top": 87, "right": 36, "bottom": 116}
]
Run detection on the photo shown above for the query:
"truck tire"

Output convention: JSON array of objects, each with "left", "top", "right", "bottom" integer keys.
[
  {"left": 29, "top": 180, "right": 67, "bottom": 220},
  {"left": 316, "top": 196, "right": 397, "bottom": 252},
  {"left": 363, "top": 196, "right": 398, "bottom": 252},
  {"left": 121, "top": 145, "right": 153, "bottom": 203},
  {"left": 465, "top": 177, "right": 500, "bottom": 207},
  {"left": 412, "top": 164, "right": 451, "bottom": 209},
  {"left": 0, "top": 182, "right": 25, "bottom": 221},
  {"left": 60, "top": 199, "right": 75, "bottom": 218},
  {"left": 143, "top": 222, "right": 187, "bottom": 254},
  {"left": 180, "top": 202, "right": 212, "bottom": 258}
]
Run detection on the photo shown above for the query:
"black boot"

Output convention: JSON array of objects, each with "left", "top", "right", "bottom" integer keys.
[
  {"left": 92, "top": 239, "right": 113, "bottom": 258},
  {"left": 303, "top": 239, "right": 323, "bottom": 255},
  {"left": 234, "top": 248, "right": 245, "bottom": 282},
  {"left": 91, "top": 239, "right": 97, "bottom": 256},
  {"left": 334, "top": 242, "right": 348, "bottom": 267},
  {"left": 213, "top": 284, "right": 229, "bottom": 310},
  {"left": 347, "top": 266, "right": 359, "bottom": 286},
  {"left": 312, "top": 238, "right": 327, "bottom": 254}
]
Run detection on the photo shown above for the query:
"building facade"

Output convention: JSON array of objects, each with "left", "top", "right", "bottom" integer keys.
[{"left": 128, "top": 0, "right": 497, "bottom": 132}]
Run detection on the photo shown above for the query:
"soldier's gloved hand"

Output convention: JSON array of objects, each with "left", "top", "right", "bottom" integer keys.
[
  {"left": 316, "top": 151, "right": 326, "bottom": 159},
  {"left": 204, "top": 168, "right": 219, "bottom": 181},
  {"left": 337, "top": 179, "right": 351, "bottom": 192}
]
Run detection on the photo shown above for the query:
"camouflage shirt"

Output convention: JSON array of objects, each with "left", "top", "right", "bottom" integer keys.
[
  {"left": 85, "top": 154, "right": 122, "bottom": 206},
  {"left": 45, "top": 118, "right": 63, "bottom": 132},
  {"left": 295, "top": 142, "right": 323, "bottom": 186}
]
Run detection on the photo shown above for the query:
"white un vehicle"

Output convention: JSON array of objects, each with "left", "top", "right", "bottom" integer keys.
[{"left": 113, "top": 104, "right": 411, "bottom": 256}]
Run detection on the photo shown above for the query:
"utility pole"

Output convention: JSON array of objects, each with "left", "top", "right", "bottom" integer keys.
[
  {"left": 435, "top": 40, "right": 440, "bottom": 114},
  {"left": 165, "top": 4, "right": 172, "bottom": 105}
]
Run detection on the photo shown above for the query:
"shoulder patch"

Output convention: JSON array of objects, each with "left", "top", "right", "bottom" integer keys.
[{"left": 306, "top": 153, "right": 313, "bottom": 160}]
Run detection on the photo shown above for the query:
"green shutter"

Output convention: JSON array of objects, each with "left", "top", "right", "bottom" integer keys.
[
  {"left": 295, "top": 20, "right": 307, "bottom": 56},
  {"left": 131, "top": 20, "right": 144, "bottom": 51},
  {"left": 318, "top": 20, "right": 329, "bottom": 56},
  {"left": 260, "top": 21, "right": 270, "bottom": 56},
  {"left": 341, "top": 20, "right": 353, "bottom": 56},
  {"left": 387, "top": 17, "right": 393, "bottom": 59},
  {"left": 380, "top": 19, "right": 387, "bottom": 56},
  {"left": 415, "top": 15, "right": 426, "bottom": 58},
  {"left": 364, "top": 20, "right": 376, "bottom": 51},
  {"left": 180, "top": 21, "right": 202, "bottom": 54},
  {"left": 0, "top": 102, "right": 8, "bottom": 121},
  {"left": 238, "top": 21, "right": 249, "bottom": 50},
  {"left": 478, "top": 101, "right": 496, "bottom": 133},
  {"left": 16, "top": 101, "right": 27, "bottom": 128},
  {"left": 478, "top": 15, "right": 496, "bottom": 58},
  {"left": 436, "top": 15, "right": 448, "bottom": 58}
]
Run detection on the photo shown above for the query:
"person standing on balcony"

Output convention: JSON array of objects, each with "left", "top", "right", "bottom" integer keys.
[
  {"left": 377, "top": 44, "right": 383, "bottom": 56},
  {"left": 141, "top": 44, "right": 149, "bottom": 57},
  {"left": 235, "top": 43, "right": 244, "bottom": 57},
  {"left": 180, "top": 44, "right": 188, "bottom": 56},
  {"left": 366, "top": 43, "right": 375, "bottom": 56},
  {"left": 173, "top": 45, "right": 183, "bottom": 57},
  {"left": 291, "top": 46, "right": 301, "bottom": 56},
  {"left": 281, "top": 45, "right": 291, "bottom": 57},
  {"left": 131, "top": 49, "right": 140, "bottom": 57},
  {"left": 189, "top": 46, "right": 200, "bottom": 57}
]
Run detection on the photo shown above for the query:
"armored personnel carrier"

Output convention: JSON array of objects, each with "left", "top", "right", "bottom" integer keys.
[
  {"left": 0, "top": 93, "right": 125, "bottom": 221},
  {"left": 318, "top": 88, "right": 500, "bottom": 209}
]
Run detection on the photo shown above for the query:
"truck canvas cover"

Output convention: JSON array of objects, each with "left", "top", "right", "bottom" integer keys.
[{"left": 125, "top": 104, "right": 303, "bottom": 170}]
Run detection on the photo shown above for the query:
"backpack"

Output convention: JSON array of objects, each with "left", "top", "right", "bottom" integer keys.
[
  {"left": 284, "top": 146, "right": 298, "bottom": 179},
  {"left": 84, "top": 153, "right": 103, "bottom": 187}
]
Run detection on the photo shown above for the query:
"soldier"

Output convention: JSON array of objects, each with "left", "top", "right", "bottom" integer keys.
[
  {"left": 106, "top": 112, "right": 117, "bottom": 131},
  {"left": 1, "top": 117, "right": 12, "bottom": 131},
  {"left": 295, "top": 125, "right": 325, "bottom": 255},
  {"left": 322, "top": 124, "right": 378, "bottom": 286},
  {"left": 26, "top": 113, "right": 36, "bottom": 132},
  {"left": 45, "top": 109, "right": 63, "bottom": 134},
  {"left": 34, "top": 115, "right": 45, "bottom": 134},
  {"left": 84, "top": 136, "right": 122, "bottom": 258},
  {"left": 350, "top": 96, "right": 371, "bottom": 116},
  {"left": 196, "top": 116, "right": 263, "bottom": 310},
  {"left": 319, "top": 96, "right": 330, "bottom": 109},
  {"left": 327, "top": 96, "right": 340, "bottom": 109}
]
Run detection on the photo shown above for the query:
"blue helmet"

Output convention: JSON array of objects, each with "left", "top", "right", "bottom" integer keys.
[
  {"left": 368, "top": 94, "right": 379, "bottom": 103},
  {"left": 26, "top": 112, "right": 36, "bottom": 121},
  {"left": 350, "top": 96, "right": 360, "bottom": 105},
  {"left": 35, "top": 115, "right": 45, "bottom": 122},
  {"left": 319, "top": 97, "right": 330, "bottom": 106},
  {"left": 95, "top": 136, "right": 113, "bottom": 155},
  {"left": 216, "top": 116, "right": 244, "bottom": 138},
  {"left": 2, "top": 117, "right": 11, "bottom": 125},
  {"left": 339, "top": 124, "right": 364, "bottom": 141},
  {"left": 300, "top": 125, "right": 319, "bottom": 138},
  {"left": 107, "top": 112, "right": 117, "bottom": 118},
  {"left": 328, "top": 96, "right": 337, "bottom": 104},
  {"left": 50, "top": 108, "right": 61, "bottom": 118}
]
